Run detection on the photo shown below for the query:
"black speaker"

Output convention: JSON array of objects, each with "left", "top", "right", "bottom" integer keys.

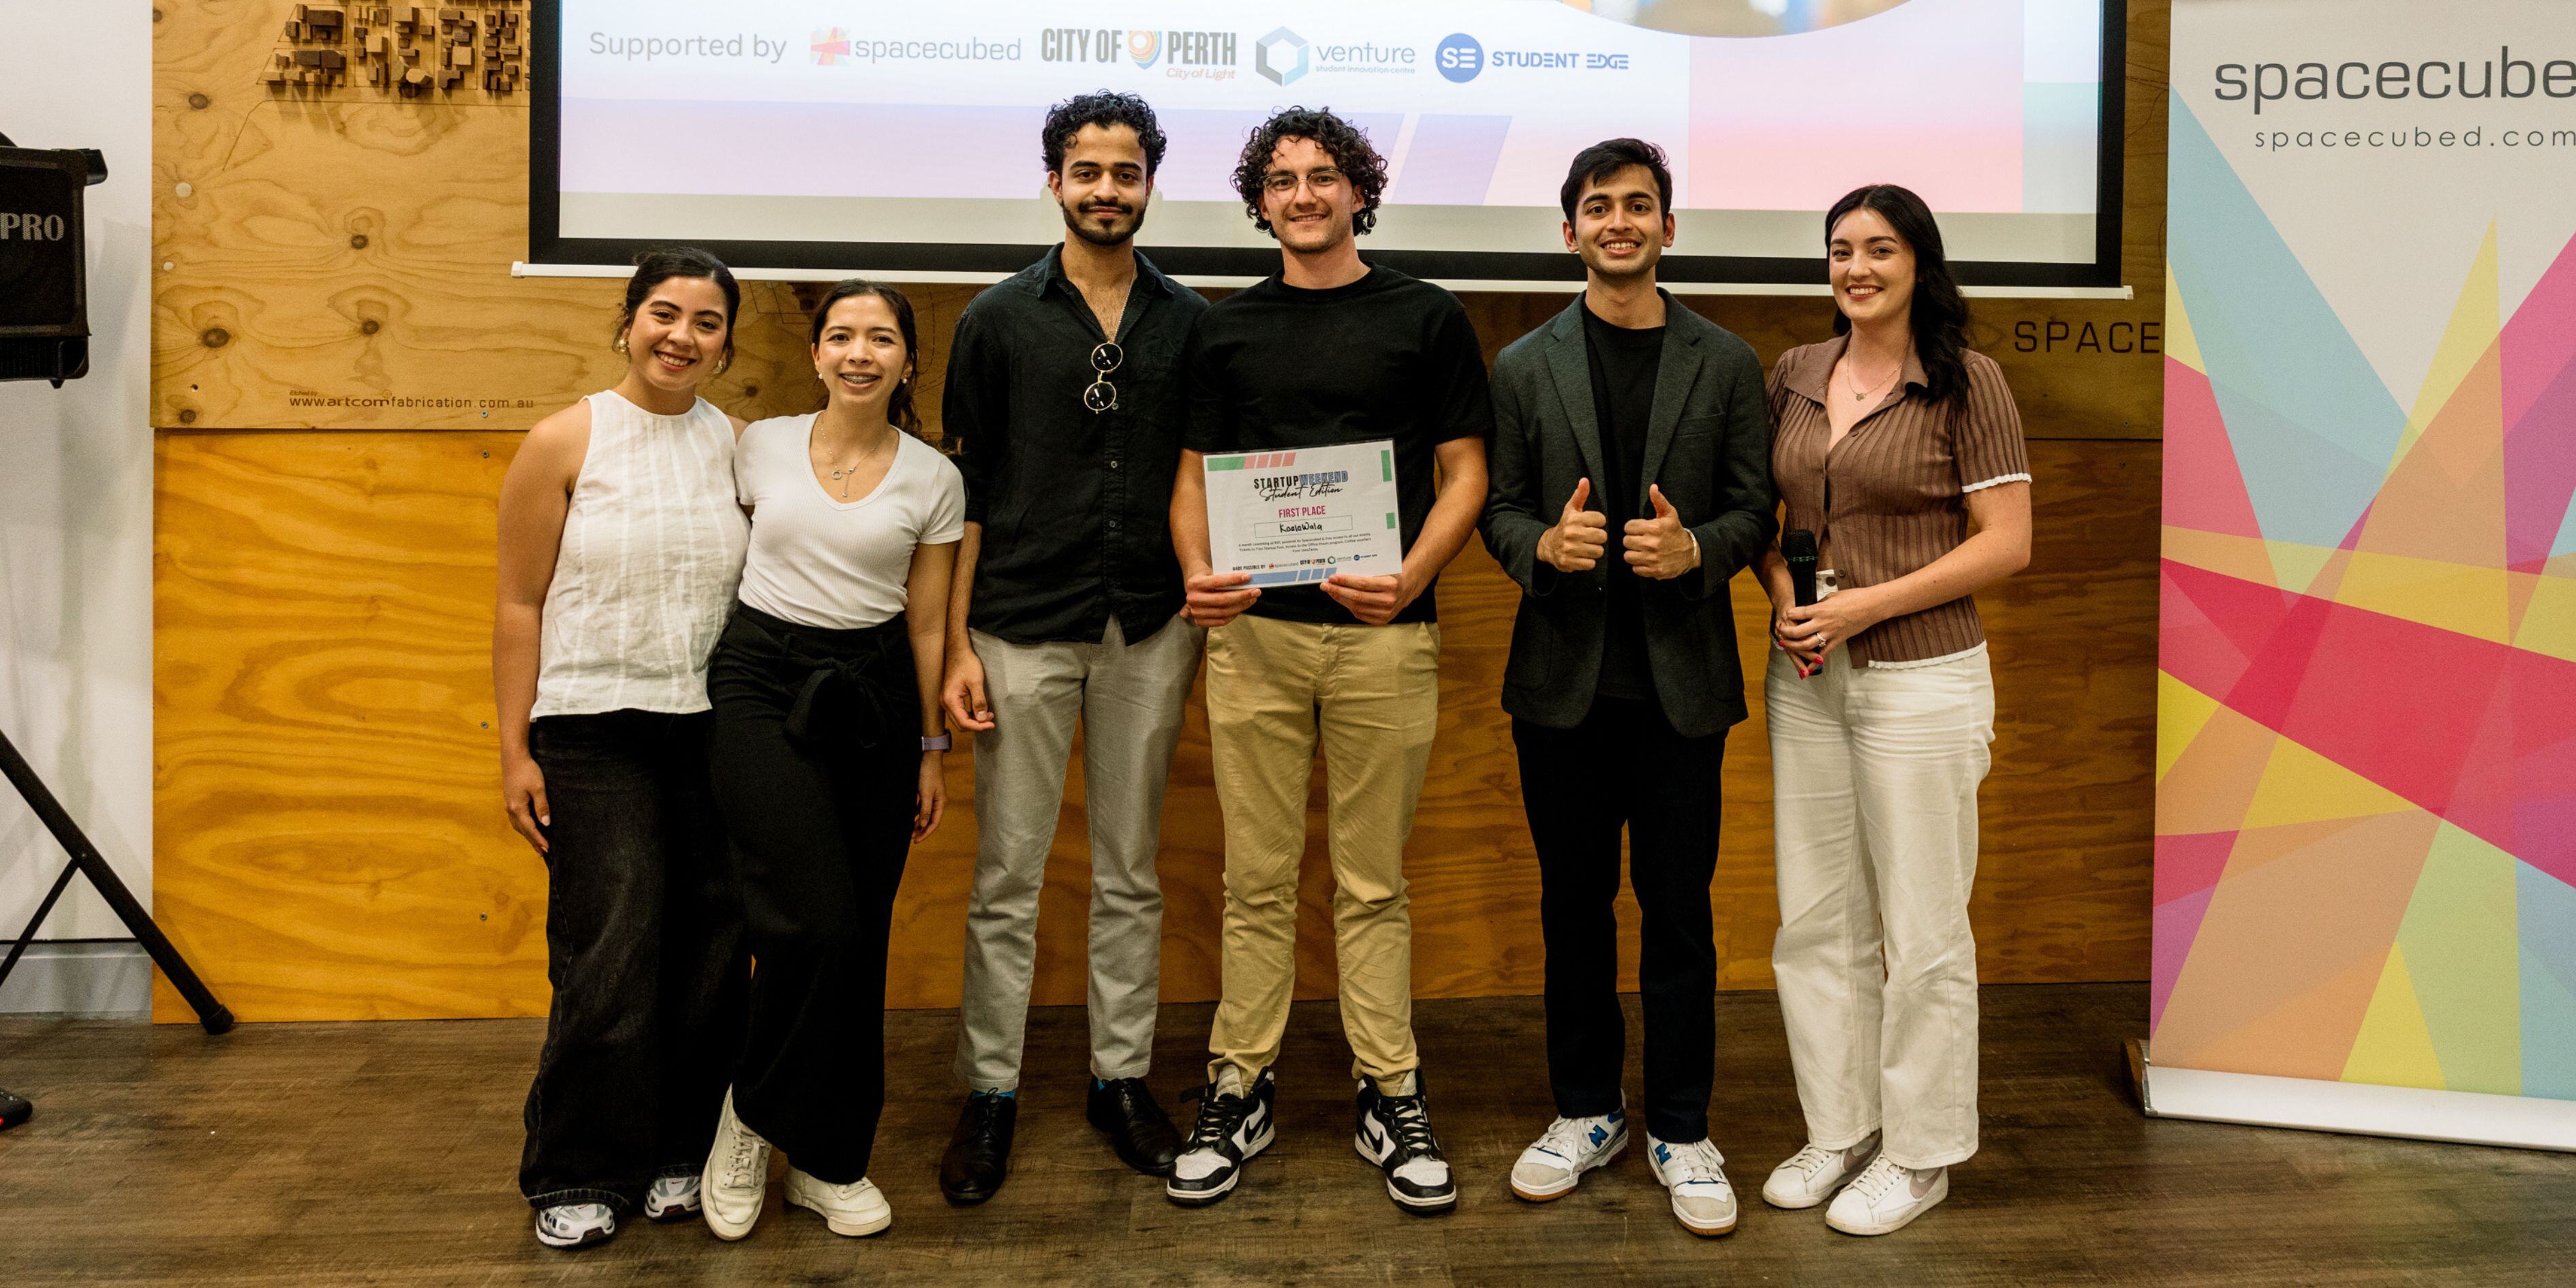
[{"left": 0, "top": 139, "right": 108, "bottom": 386}]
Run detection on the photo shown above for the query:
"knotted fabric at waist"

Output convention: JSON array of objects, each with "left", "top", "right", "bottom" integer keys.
[{"left": 714, "top": 602, "right": 915, "bottom": 751}]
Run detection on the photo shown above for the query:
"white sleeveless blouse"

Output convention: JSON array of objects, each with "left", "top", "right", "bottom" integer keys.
[{"left": 532, "top": 390, "right": 749, "bottom": 718}]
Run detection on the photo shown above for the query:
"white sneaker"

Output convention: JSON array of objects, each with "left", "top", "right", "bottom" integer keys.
[
  {"left": 785, "top": 1169, "right": 893, "bottom": 1237},
  {"left": 1646, "top": 1137, "right": 1738, "bottom": 1237},
  {"left": 700, "top": 1089, "right": 772, "bottom": 1240},
  {"left": 533, "top": 1201, "right": 615, "bottom": 1249},
  {"left": 1825, "top": 1156, "right": 1948, "bottom": 1236},
  {"left": 643, "top": 1174, "right": 700, "bottom": 1221},
  {"left": 1509, "top": 1109, "right": 1627, "bottom": 1201},
  {"left": 1762, "top": 1133, "right": 1880, "bottom": 1210}
]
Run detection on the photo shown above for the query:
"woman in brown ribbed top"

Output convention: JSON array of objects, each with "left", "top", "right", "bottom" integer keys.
[{"left": 1749, "top": 184, "right": 2031, "bottom": 1238}]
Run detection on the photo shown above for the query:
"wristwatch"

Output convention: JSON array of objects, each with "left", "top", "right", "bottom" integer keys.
[{"left": 921, "top": 735, "right": 952, "bottom": 752}]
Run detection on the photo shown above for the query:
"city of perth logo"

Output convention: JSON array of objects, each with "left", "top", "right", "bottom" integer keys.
[
  {"left": 811, "top": 27, "right": 852, "bottom": 65},
  {"left": 1129, "top": 29, "right": 1161, "bottom": 69}
]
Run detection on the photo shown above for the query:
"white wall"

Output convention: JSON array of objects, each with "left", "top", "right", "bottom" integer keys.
[{"left": 0, "top": 1, "right": 155, "bottom": 1011}]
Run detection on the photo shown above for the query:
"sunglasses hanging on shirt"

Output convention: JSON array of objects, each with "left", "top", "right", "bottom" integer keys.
[{"left": 1083, "top": 341, "right": 1123, "bottom": 414}]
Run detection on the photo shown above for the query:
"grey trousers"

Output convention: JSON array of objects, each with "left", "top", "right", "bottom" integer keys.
[{"left": 955, "top": 612, "right": 1204, "bottom": 1091}]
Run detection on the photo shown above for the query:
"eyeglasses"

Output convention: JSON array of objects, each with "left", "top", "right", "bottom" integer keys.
[
  {"left": 1083, "top": 341, "right": 1122, "bottom": 413},
  {"left": 1261, "top": 168, "right": 1345, "bottom": 196}
]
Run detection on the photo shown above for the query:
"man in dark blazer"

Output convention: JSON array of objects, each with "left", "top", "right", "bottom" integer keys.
[{"left": 1477, "top": 138, "right": 1774, "bottom": 1238}]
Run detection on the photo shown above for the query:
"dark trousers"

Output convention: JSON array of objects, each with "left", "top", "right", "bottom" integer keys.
[
  {"left": 1512, "top": 696, "right": 1728, "bottom": 1144},
  {"left": 519, "top": 709, "right": 749, "bottom": 1212},
  {"left": 708, "top": 604, "right": 920, "bottom": 1185}
]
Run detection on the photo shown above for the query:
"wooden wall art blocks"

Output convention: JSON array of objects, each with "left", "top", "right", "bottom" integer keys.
[{"left": 259, "top": 0, "right": 526, "bottom": 100}]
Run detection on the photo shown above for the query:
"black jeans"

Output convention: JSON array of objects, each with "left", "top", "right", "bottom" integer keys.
[
  {"left": 520, "top": 709, "right": 748, "bottom": 1212},
  {"left": 1512, "top": 697, "right": 1729, "bottom": 1144},
  {"left": 708, "top": 604, "right": 921, "bottom": 1185}
]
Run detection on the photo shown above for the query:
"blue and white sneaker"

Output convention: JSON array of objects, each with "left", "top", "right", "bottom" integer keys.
[
  {"left": 534, "top": 1201, "right": 616, "bottom": 1249},
  {"left": 1648, "top": 1135, "right": 1738, "bottom": 1237},
  {"left": 1510, "top": 1108, "right": 1627, "bottom": 1201}
]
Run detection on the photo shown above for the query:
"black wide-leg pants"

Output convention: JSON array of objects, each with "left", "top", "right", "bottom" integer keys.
[
  {"left": 1512, "top": 696, "right": 1729, "bottom": 1144},
  {"left": 708, "top": 604, "right": 920, "bottom": 1185},
  {"left": 520, "top": 708, "right": 748, "bottom": 1212}
]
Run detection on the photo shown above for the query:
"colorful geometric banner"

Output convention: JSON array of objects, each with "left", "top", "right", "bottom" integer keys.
[{"left": 2155, "top": 0, "right": 2576, "bottom": 1107}]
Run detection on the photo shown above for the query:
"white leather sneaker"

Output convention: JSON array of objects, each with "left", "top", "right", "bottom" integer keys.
[
  {"left": 1646, "top": 1136, "right": 1738, "bottom": 1237},
  {"left": 643, "top": 1174, "right": 700, "bottom": 1221},
  {"left": 786, "top": 1169, "right": 893, "bottom": 1237},
  {"left": 534, "top": 1201, "right": 615, "bottom": 1249},
  {"left": 1509, "top": 1109, "right": 1627, "bottom": 1201},
  {"left": 701, "top": 1089, "right": 772, "bottom": 1240},
  {"left": 1825, "top": 1156, "right": 1948, "bottom": 1236},
  {"left": 1762, "top": 1133, "right": 1880, "bottom": 1210}
]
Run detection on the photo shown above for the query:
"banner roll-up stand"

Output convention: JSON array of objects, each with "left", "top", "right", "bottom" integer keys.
[{"left": 2149, "top": 0, "right": 2576, "bottom": 1150}]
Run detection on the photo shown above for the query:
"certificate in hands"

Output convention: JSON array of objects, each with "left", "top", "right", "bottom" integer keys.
[{"left": 1202, "top": 439, "right": 1402, "bottom": 585}]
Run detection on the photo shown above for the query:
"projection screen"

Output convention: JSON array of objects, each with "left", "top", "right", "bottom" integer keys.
[{"left": 528, "top": 0, "right": 2125, "bottom": 289}]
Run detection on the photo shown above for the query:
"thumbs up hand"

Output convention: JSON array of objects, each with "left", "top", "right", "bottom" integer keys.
[
  {"left": 1623, "top": 485, "right": 1701, "bottom": 581},
  {"left": 1537, "top": 477, "right": 1608, "bottom": 573}
]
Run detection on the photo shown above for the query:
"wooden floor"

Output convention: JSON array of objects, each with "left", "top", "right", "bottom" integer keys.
[{"left": 2, "top": 984, "right": 2570, "bottom": 1286}]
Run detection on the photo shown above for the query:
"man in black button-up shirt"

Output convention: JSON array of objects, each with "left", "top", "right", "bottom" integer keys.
[{"left": 934, "top": 92, "right": 1208, "bottom": 1208}]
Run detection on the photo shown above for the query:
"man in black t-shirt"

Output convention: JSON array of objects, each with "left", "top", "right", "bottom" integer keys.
[
  {"left": 1163, "top": 108, "right": 1491, "bottom": 1216},
  {"left": 1478, "top": 140, "right": 1775, "bottom": 1238}
]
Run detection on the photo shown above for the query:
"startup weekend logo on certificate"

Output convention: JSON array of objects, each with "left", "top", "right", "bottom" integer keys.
[{"left": 1203, "top": 439, "right": 1403, "bottom": 586}]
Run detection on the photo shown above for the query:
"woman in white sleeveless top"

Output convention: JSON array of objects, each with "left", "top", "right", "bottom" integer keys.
[
  {"left": 491, "top": 248, "right": 753, "bottom": 1251},
  {"left": 695, "top": 281, "right": 963, "bottom": 1242}
]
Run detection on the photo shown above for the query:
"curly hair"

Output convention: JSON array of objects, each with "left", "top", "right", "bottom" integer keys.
[
  {"left": 1041, "top": 91, "right": 1168, "bottom": 177},
  {"left": 1229, "top": 106, "right": 1388, "bottom": 238}
]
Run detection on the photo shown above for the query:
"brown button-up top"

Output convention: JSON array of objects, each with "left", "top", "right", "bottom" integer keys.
[{"left": 1767, "top": 334, "right": 2029, "bottom": 666}]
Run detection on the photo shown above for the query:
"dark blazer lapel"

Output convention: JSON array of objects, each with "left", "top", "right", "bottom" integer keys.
[
  {"left": 1542, "top": 303, "right": 1608, "bottom": 493},
  {"left": 1638, "top": 301, "right": 1705, "bottom": 504}
]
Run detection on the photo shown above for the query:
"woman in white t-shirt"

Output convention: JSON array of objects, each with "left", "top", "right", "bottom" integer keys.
[{"left": 695, "top": 281, "right": 963, "bottom": 1242}]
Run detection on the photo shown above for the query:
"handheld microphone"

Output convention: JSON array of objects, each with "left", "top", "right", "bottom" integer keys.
[{"left": 1782, "top": 529, "right": 1819, "bottom": 607}]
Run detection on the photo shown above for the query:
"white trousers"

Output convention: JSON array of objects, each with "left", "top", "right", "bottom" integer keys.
[{"left": 1765, "top": 643, "right": 1995, "bottom": 1169}]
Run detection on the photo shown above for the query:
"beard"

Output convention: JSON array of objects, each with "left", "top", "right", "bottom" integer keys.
[{"left": 1062, "top": 198, "right": 1144, "bottom": 247}]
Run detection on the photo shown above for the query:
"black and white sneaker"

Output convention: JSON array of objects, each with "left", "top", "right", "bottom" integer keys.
[
  {"left": 1355, "top": 1071, "right": 1456, "bottom": 1214},
  {"left": 1164, "top": 1067, "right": 1275, "bottom": 1206}
]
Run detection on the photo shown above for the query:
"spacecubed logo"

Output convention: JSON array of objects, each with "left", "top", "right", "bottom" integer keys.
[
  {"left": 1257, "top": 27, "right": 1310, "bottom": 85},
  {"left": 1437, "top": 33, "right": 1483, "bottom": 83}
]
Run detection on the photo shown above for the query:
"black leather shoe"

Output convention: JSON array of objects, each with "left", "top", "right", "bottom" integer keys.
[
  {"left": 1087, "top": 1077, "right": 1182, "bottom": 1176},
  {"left": 938, "top": 1092, "right": 1017, "bottom": 1205}
]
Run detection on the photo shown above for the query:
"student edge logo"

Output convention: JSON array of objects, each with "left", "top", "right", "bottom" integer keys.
[{"left": 1437, "top": 33, "right": 1483, "bottom": 84}]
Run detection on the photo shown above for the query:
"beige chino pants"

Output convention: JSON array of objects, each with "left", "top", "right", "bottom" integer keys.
[
  {"left": 1202, "top": 613, "right": 1440, "bottom": 1095},
  {"left": 1765, "top": 643, "right": 1995, "bottom": 1169}
]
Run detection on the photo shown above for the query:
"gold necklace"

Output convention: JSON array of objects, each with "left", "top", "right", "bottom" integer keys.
[{"left": 1843, "top": 357, "right": 1902, "bottom": 403}]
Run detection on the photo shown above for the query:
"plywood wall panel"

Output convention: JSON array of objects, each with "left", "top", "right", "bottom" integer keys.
[
  {"left": 153, "top": 434, "right": 2152, "bottom": 1021},
  {"left": 152, "top": 3, "right": 2170, "bottom": 1019}
]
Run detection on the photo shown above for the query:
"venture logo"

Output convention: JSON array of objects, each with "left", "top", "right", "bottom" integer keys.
[
  {"left": 810, "top": 27, "right": 850, "bottom": 65},
  {"left": 1259, "top": 27, "right": 1416, "bottom": 83},
  {"left": 0, "top": 213, "right": 69, "bottom": 241},
  {"left": 1257, "top": 27, "right": 1310, "bottom": 85},
  {"left": 1437, "top": 33, "right": 1483, "bottom": 83}
]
